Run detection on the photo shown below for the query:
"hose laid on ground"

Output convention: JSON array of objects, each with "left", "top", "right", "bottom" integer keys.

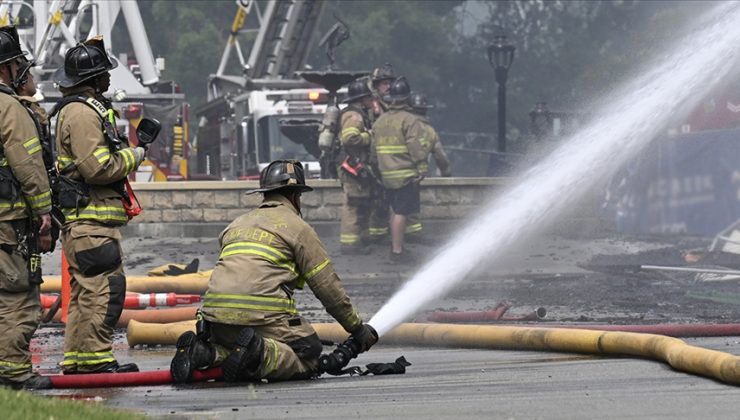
[
  {"left": 41, "top": 293, "right": 201, "bottom": 309},
  {"left": 538, "top": 323, "right": 740, "bottom": 337},
  {"left": 46, "top": 306, "right": 198, "bottom": 328},
  {"left": 41, "top": 274, "right": 210, "bottom": 294},
  {"left": 427, "top": 307, "right": 547, "bottom": 322},
  {"left": 47, "top": 367, "right": 222, "bottom": 389},
  {"left": 127, "top": 320, "right": 740, "bottom": 386}
]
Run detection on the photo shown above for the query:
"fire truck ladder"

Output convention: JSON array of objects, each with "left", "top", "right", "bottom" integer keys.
[
  {"left": 210, "top": 0, "right": 325, "bottom": 99},
  {"left": 247, "top": 0, "right": 325, "bottom": 80}
]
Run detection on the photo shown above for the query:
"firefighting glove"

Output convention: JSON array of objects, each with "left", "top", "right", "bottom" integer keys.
[
  {"left": 351, "top": 323, "right": 378, "bottom": 353},
  {"left": 133, "top": 147, "right": 147, "bottom": 168}
]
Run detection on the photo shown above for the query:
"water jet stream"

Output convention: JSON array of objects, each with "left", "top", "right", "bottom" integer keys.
[{"left": 369, "top": 2, "right": 740, "bottom": 336}]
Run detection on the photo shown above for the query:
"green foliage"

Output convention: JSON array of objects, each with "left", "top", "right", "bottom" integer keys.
[
  {"left": 0, "top": 387, "right": 144, "bottom": 420},
  {"left": 137, "top": 0, "right": 236, "bottom": 106},
  {"left": 325, "top": 0, "right": 462, "bottom": 88}
]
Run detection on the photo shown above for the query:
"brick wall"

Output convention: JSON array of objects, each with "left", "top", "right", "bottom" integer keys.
[{"left": 130, "top": 178, "right": 509, "bottom": 224}]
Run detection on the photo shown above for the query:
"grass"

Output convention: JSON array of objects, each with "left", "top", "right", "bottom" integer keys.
[{"left": 0, "top": 387, "right": 145, "bottom": 420}]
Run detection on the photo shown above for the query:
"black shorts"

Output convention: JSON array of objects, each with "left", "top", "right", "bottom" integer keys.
[{"left": 387, "top": 182, "right": 420, "bottom": 216}]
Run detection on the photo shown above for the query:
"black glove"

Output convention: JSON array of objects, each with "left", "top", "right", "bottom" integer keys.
[
  {"left": 351, "top": 324, "right": 378, "bottom": 353},
  {"left": 162, "top": 258, "right": 200, "bottom": 276}
]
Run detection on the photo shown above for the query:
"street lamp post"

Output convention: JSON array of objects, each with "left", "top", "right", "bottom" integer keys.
[{"left": 487, "top": 34, "right": 515, "bottom": 175}]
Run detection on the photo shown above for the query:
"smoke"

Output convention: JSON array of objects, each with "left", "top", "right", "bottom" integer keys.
[{"left": 369, "top": 1, "right": 740, "bottom": 336}]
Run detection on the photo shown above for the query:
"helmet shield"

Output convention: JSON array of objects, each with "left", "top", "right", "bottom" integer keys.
[
  {"left": 53, "top": 36, "right": 118, "bottom": 88},
  {"left": 246, "top": 160, "right": 314, "bottom": 195}
]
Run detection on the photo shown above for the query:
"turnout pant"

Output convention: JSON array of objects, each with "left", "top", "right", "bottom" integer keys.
[
  {"left": 405, "top": 213, "right": 423, "bottom": 237},
  {"left": 0, "top": 220, "right": 40, "bottom": 383},
  {"left": 339, "top": 171, "right": 388, "bottom": 247},
  {"left": 61, "top": 221, "right": 126, "bottom": 373},
  {"left": 209, "top": 315, "right": 323, "bottom": 382}
]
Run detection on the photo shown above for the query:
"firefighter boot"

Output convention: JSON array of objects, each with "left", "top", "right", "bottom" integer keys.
[
  {"left": 222, "top": 327, "right": 264, "bottom": 382},
  {"left": 0, "top": 374, "right": 52, "bottom": 390},
  {"left": 171, "top": 331, "right": 215, "bottom": 383}
]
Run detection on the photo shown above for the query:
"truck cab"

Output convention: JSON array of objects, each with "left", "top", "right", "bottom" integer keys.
[{"left": 195, "top": 87, "right": 346, "bottom": 180}]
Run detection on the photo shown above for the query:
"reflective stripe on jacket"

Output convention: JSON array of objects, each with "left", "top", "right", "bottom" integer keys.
[
  {"left": 201, "top": 194, "right": 362, "bottom": 333},
  {"left": 55, "top": 86, "right": 138, "bottom": 226},
  {"left": 371, "top": 105, "right": 428, "bottom": 189},
  {"left": 0, "top": 83, "right": 51, "bottom": 221}
]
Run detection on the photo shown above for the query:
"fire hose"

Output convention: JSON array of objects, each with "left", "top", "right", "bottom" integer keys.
[
  {"left": 40, "top": 273, "right": 210, "bottom": 294},
  {"left": 40, "top": 293, "right": 200, "bottom": 309},
  {"left": 127, "top": 320, "right": 740, "bottom": 386},
  {"left": 46, "top": 367, "right": 223, "bottom": 389},
  {"left": 44, "top": 306, "right": 198, "bottom": 328},
  {"left": 426, "top": 302, "right": 547, "bottom": 323}
]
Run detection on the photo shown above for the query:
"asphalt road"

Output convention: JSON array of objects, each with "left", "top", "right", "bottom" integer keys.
[
  {"left": 35, "top": 336, "right": 740, "bottom": 419},
  {"left": 32, "top": 223, "right": 740, "bottom": 418}
]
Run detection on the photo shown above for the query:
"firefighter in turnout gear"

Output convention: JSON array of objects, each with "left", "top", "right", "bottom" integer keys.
[
  {"left": 368, "top": 62, "right": 395, "bottom": 121},
  {"left": 337, "top": 79, "right": 386, "bottom": 253},
  {"left": 53, "top": 36, "right": 145, "bottom": 374},
  {"left": 170, "top": 160, "right": 377, "bottom": 383},
  {"left": 0, "top": 26, "right": 53, "bottom": 390},
  {"left": 406, "top": 92, "right": 452, "bottom": 242},
  {"left": 371, "top": 77, "right": 427, "bottom": 262}
]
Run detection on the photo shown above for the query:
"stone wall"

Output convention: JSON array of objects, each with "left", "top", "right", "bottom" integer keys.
[{"left": 130, "top": 178, "right": 509, "bottom": 225}]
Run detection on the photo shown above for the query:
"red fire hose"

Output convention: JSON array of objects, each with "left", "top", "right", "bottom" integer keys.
[
  {"left": 47, "top": 367, "right": 223, "bottom": 389},
  {"left": 426, "top": 302, "right": 511, "bottom": 323},
  {"left": 41, "top": 293, "right": 201, "bottom": 310},
  {"left": 426, "top": 302, "right": 547, "bottom": 323}
]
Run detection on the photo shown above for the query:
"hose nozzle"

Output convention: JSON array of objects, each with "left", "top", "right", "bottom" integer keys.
[{"left": 318, "top": 336, "right": 360, "bottom": 375}]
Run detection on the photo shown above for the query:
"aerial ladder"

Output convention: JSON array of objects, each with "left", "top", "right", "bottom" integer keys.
[
  {"left": 208, "top": 0, "right": 326, "bottom": 100},
  {"left": 197, "top": 0, "right": 333, "bottom": 180}
]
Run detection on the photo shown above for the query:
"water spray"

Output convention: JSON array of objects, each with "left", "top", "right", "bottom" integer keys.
[{"left": 369, "top": 2, "right": 740, "bottom": 337}]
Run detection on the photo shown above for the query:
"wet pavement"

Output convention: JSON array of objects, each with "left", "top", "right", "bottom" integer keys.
[{"left": 31, "top": 222, "right": 740, "bottom": 418}]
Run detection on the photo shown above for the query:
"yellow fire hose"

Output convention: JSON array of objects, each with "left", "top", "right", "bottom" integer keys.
[
  {"left": 127, "top": 320, "right": 740, "bottom": 386},
  {"left": 41, "top": 274, "right": 210, "bottom": 294}
]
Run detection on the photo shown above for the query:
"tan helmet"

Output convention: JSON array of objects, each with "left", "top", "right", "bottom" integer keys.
[{"left": 371, "top": 62, "right": 395, "bottom": 85}]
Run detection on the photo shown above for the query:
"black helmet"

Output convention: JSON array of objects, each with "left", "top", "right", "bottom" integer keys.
[
  {"left": 53, "top": 36, "right": 118, "bottom": 88},
  {"left": 371, "top": 63, "right": 395, "bottom": 84},
  {"left": 343, "top": 78, "right": 372, "bottom": 103},
  {"left": 387, "top": 76, "right": 411, "bottom": 104},
  {"left": 246, "top": 160, "right": 314, "bottom": 195},
  {"left": 0, "top": 26, "right": 26, "bottom": 65},
  {"left": 409, "top": 92, "right": 433, "bottom": 110}
]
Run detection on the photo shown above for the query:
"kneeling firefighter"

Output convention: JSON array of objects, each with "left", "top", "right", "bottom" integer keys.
[
  {"left": 52, "top": 36, "right": 146, "bottom": 374},
  {"left": 170, "top": 160, "right": 377, "bottom": 383}
]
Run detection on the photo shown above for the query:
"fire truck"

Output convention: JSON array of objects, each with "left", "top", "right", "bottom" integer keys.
[
  {"left": 5, "top": 0, "right": 190, "bottom": 181},
  {"left": 193, "top": 0, "right": 358, "bottom": 180}
]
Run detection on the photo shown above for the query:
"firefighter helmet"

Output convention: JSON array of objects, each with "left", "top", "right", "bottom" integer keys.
[
  {"left": 53, "top": 36, "right": 118, "bottom": 88},
  {"left": 387, "top": 76, "right": 411, "bottom": 104},
  {"left": 246, "top": 160, "right": 314, "bottom": 195},
  {"left": 409, "top": 92, "right": 434, "bottom": 110},
  {"left": 343, "top": 78, "right": 372, "bottom": 103},
  {"left": 371, "top": 63, "right": 395, "bottom": 84},
  {"left": 0, "top": 26, "right": 26, "bottom": 65}
]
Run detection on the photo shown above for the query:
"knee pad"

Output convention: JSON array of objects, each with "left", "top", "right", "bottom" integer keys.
[
  {"left": 75, "top": 240, "right": 121, "bottom": 276},
  {"left": 288, "top": 333, "right": 323, "bottom": 362},
  {"left": 103, "top": 274, "right": 126, "bottom": 327}
]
